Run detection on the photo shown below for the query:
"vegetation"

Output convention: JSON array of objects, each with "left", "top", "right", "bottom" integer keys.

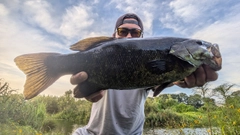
[
  {"left": 0, "top": 79, "right": 91, "bottom": 135},
  {"left": 1, "top": 78, "right": 240, "bottom": 135}
]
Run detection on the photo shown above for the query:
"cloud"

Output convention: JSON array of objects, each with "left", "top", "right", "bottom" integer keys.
[
  {"left": 0, "top": 3, "right": 8, "bottom": 16},
  {"left": 20, "top": 1, "right": 96, "bottom": 41},
  {"left": 169, "top": 0, "right": 217, "bottom": 23},
  {"left": 60, "top": 4, "right": 95, "bottom": 39},
  {"left": 191, "top": 10, "right": 240, "bottom": 85},
  {"left": 159, "top": 0, "right": 239, "bottom": 36},
  {"left": 21, "top": 1, "right": 59, "bottom": 34}
]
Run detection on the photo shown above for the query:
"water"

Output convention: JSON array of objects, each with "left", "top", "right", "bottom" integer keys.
[
  {"left": 143, "top": 127, "right": 220, "bottom": 135},
  {"left": 50, "top": 120, "right": 220, "bottom": 135}
]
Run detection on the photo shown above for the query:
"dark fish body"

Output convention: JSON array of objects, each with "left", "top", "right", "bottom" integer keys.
[
  {"left": 14, "top": 37, "right": 222, "bottom": 99},
  {"left": 48, "top": 38, "right": 191, "bottom": 87}
]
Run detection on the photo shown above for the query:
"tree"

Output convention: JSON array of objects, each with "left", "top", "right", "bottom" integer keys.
[
  {"left": 231, "top": 90, "right": 240, "bottom": 97},
  {"left": 213, "top": 83, "right": 235, "bottom": 102},
  {"left": 187, "top": 94, "right": 203, "bottom": 109},
  {"left": 193, "top": 83, "right": 215, "bottom": 98},
  {"left": 169, "top": 93, "right": 188, "bottom": 104}
]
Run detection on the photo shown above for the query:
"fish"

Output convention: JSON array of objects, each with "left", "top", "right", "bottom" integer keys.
[{"left": 14, "top": 36, "right": 222, "bottom": 99}]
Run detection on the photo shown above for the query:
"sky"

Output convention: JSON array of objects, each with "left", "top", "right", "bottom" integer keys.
[{"left": 0, "top": 0, "right": 240, "bottom": 98}]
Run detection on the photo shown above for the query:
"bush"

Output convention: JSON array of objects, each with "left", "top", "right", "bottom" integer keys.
[
  {"left": 145, "top": 109, "right": 183, "bottom": 128},
  {"left": 172, "top": 103, "right": 196, "bottom": 113}
]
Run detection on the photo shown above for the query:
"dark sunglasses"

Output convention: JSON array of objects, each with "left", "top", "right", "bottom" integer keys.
[{"left": 116, "top": 28, "right": 142, "bottom": 37}]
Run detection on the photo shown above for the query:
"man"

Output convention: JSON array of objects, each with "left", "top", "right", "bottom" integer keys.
[{"left": 72, "top": 13, "right": 218, "bottom": 135}]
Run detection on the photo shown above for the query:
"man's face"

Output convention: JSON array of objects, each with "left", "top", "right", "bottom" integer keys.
[{"left": 114, "top": 18, "right": 142, "bottom": 39}]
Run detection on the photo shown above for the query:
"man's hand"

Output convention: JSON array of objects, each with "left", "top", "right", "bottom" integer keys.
[
  {"left": 70, "top": 72, "right": 105, "bottom": 102},
  {"left": 173, "top": 65, "right": 218, "bottom": 88}
]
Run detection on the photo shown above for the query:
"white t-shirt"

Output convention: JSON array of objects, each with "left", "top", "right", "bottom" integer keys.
[{"left": 73, "top": 89, "right": 149, "bottom": 135}]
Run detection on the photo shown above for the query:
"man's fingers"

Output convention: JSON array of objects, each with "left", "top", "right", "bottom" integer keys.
[
  {"left": 174, "top": 65, "right": 219, "bottom": 89},
  {"left": 85, "top": 90, "right": 105, "bottom": 102},
  {"left": 70, "top": 72, "right": 88, "bottom": 84},
  {"left": 203, "top": 65, "right": 218, "bottom": 81},
  {"left": 73, "top": 85, "right": 85, "bottom": 98},
  {"left": 173, "top": 81, "right": 187, "bottom": 88},
  {"left": 184, "top": 74, "right": 196, "bottom": 88},
  {"left": 194, "top": 66, "right": 206, "bottom": 87}
]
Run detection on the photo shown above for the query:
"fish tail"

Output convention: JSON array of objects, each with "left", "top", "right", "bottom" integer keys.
[{"left": 14, "top": 53, "right": 61, "bottom": 100}]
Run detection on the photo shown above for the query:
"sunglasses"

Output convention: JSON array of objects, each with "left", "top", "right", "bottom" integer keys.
[{"left": 116, "top": 28, "right": 142, "bottom": 37}]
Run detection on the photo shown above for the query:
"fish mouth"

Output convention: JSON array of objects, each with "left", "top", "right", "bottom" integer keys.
[
  {"left": 189, "top": 41, "right": 222, "bottom": 71},
  {"left": 209, "top": 43, "right": 222, "bottom": 71}
]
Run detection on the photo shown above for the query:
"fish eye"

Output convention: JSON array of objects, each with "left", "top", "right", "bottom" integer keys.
[{"left": 196, "top": 41, "right": 203, "bottom": 45}]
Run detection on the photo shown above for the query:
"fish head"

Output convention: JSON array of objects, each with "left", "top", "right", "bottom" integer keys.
[{"left": 170, "top": 39, "right": 222, "bottom": 71}]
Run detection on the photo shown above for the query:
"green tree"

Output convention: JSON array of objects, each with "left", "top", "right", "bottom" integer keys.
[
  {"left": 157, "top": 94, "right": 178, "bottom": 109},
  {"left": 170, "top": 93, "right": 188, "bottom": 103},
  {"left": 187, "top": 94, "right": 203, "bottom": 109},
  {"left": 178, "top": 93, "right": 188, "bottom": 103},
  {"left": 39, "top": 96, "right": 60, "bottom": 114}
]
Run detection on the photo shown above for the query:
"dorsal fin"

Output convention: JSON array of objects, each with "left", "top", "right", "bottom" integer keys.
[{"left": 70, "top": 36, "right": 114, "bottom": 51}]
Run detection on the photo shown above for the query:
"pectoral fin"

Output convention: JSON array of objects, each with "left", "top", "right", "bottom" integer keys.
[
  {"left": 145, "top": 60, "right": 167, "bottom": 74},
  {"left": 153, "top": 82, "right": 172, "bottom": 97}
]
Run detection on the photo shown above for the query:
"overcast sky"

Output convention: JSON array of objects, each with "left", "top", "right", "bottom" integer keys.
[{"left": 1, "top": 0, "right": 240, "bottom": 97}]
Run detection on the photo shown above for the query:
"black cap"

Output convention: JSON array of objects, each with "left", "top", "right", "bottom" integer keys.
[{"left": 114, "top": 13, "right": 144, "bottom": 32}]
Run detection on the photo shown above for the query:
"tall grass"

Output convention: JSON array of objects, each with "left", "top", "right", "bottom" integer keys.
[
  {"left": 0, "top": 80, "right": 44, "bottom": 128},
  {"left": 0, "top": 79, "right": 46, "bottom": 134},
  {"left": 215, "top": 97, "right": 240, "bottom": 134}
]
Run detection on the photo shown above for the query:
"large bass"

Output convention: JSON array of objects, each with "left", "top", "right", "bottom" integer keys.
[{"left": 14, "top": 37, "right": 222, "bottom": 99}]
